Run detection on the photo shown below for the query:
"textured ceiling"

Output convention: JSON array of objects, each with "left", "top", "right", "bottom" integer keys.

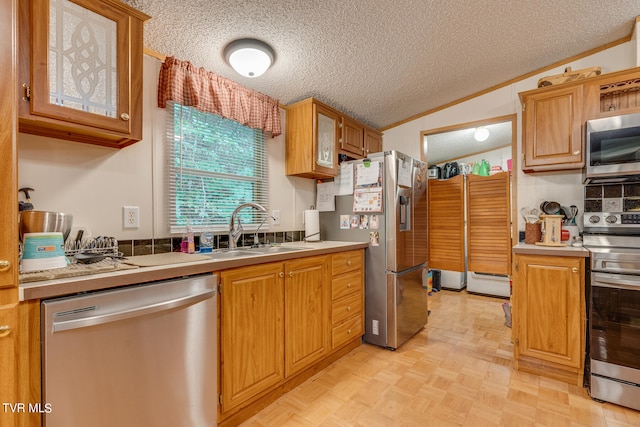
[{"left": 123, "top": 0, "right": 640, "bottom": 130}]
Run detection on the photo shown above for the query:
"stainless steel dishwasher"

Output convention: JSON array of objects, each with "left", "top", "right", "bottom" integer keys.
[{"left": 41, "top": 274, "right": 217, "bottom": 427}]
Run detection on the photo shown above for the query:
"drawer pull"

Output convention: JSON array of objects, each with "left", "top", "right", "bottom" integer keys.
[
  {"left": 347, "top": 283, "right": 352, "bottom": 288},
  {"left": 347, "top": 306, "right": 352, "bottom": 311},
  {"left": 347, "top": 260, "right": 352, "bottom": 266},
  {"left": 0, "top": 260, "right": 10, "bottom": 272},
  {"left": 347, "top": 329, "right": 352, "bottom": 334},
  {"left": 0, "top": 325, "right": 10, "bottom": 338}
]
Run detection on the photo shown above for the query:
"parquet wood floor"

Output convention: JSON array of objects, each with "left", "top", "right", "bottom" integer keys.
[{"left": 240, "top": 290, "right": 640, "bottom": 426}]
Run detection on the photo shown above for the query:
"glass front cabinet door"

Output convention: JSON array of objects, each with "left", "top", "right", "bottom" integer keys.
[
  {"left": 19, "top": 0, "right": 150, "bottom": 148},
  {"left": 313, "top": 103, "right": 339, "bottom": 176}
]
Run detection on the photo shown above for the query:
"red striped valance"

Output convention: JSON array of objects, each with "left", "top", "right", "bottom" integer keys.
[{"left": 157, "top": 56, "right": 282, "bottom": 137}]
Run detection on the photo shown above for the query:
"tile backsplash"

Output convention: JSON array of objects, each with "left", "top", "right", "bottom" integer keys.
[{"left": 117, "top": 230, "right": 306, "bottom": 257}]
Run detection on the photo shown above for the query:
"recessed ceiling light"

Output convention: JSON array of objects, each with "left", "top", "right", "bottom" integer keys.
[{"left": 224, "top": 38, "right": 275, "bottom": 78}]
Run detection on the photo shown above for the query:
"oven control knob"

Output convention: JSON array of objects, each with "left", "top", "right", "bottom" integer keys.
[
  {"left": 605, "top": 215, "right": 618, "bottom": 224},
  {"left": 589, "top": 215, "right": 601, "bottom": 224}
]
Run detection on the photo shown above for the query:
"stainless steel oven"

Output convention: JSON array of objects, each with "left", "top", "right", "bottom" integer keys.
[{"left": 584, "top": 234, "right": 640, "bottom": 411}]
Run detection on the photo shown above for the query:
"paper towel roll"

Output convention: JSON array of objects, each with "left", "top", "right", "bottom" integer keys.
[{"left": 304, "top": 210, "right": 320, "bottom": 242}]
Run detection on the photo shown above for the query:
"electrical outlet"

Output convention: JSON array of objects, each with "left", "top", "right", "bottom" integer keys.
[
  {"left": 123, "top": 206, "right": 139, "bottom": 229},
  {"left": 272, "top": 210, "right": 280, "bottom": 225}
]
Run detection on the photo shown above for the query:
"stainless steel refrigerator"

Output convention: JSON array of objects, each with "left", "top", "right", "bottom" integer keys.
[{"left": 320, "top": 150, "right": 429, "bottom": 349}]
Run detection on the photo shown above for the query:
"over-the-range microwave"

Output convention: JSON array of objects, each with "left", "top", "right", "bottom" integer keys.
[{"left": 584, "top": 112, "right": 640, "bottom": 183}]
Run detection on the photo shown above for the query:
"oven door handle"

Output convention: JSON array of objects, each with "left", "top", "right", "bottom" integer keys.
[{"left": 592, "top": 272, "right": 640, "bottom": 291}]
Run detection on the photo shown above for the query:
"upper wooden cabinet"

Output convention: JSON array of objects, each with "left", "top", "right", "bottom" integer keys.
[
  {"left": 583, "top": 67, "right": 640, "bottom": 120},
  {"left": 286, "top": 98, "right": 340, "bottom": 178},
  {"left": 18, "top": 0, "right": 150, "bottom": 148},
  {"left": 520, "top": 84, "right": 584, "bottom": 171},
  {"left": 286, "top": 98, "right": 381, "bottom": 178},
  {"left": 364, "top": 127, "right": 383, "bottom": 155},
  {"left": 0, "top": 0, "right": 17, "bottom": 295}
]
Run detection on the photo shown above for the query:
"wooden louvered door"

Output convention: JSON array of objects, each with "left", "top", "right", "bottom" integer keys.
[
  {"left": 466, "top": 172, "right": 511, "bottom": 275},
  {"left": 427, "top": 175, "right": 465, "bottom": 271}
]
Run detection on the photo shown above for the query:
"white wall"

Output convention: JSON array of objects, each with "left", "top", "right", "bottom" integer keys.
[
  {"left": 17, "top": 55, "right": 315, "bottom": 240},
  {"left": 382, "top": 41, "right": 637, "bottom": 233}
]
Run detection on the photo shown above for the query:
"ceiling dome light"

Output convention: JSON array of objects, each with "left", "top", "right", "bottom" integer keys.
[
  {"left": 224, "top": 38, "right": 274, "bottom": 78},
  {"left": 474, "top": 126, "right": 490, "bottom": 142}
]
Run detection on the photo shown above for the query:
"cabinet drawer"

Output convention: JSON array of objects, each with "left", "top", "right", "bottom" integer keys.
[
  {"left": 331, "top": 270, "right": 361, "bottom": 300},
  {"left": 332, "top": 315, "right": 363, "bottom": 349},
  {"left": 331, "top": 291, "right": 362, "bottom": 325},
  {"left": 331, "top": 250, "right": 363, "bottom": 276}
]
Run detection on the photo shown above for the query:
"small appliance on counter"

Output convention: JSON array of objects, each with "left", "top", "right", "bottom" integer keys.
[{"left": 535, "top": 214, "right": 565, "bottom": 246}]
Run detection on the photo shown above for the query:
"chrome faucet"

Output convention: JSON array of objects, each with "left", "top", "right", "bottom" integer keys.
[{"left": 229, "top": 202, "right": 268, "bottom": 249}]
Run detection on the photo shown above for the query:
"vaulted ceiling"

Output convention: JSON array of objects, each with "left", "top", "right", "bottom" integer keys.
[{"left": 124, "top": 0, "right": 640, "bottom": 130}]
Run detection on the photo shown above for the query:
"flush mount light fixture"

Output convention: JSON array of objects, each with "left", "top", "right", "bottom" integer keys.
[
  {"left": 474, "top": 126, "right": 490, "bottom": 142},
  {"left": 224, "top": 38, "right": 274, "bottom": 78}
]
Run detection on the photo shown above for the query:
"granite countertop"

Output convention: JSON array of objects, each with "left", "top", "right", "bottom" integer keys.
[
  {"left": 512, "top": 242, "right": 590, "bottom": 257},
  {"left": 20, "top": 241, "right": 368, "bottom": 302}
]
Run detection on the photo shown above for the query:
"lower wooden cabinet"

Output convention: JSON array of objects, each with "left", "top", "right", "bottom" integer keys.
[
  {"left": 330, "top": 250, "right": 364, "bottom": 349},
  {"left": 218, "top": 250, "right": 364, "bottom": 425},
  {"left": 512, "top": 253, "right": 585, "bottom": 385},
  {"left": 284, "top": 256, "right": 330, "bottom": 377},
  {"left": 220, "top": 263, "right": 285, "bottom": 414},
  {"left": 0, "top": 304, "right": 18, "bottom": 427}
]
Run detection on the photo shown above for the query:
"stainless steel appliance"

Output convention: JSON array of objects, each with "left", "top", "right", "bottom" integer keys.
[
  {"left": 584, "top": 112, "right": 640, "bottom": 183},
  {"left": 584, "top": 234, "right": 640, "bottom": 411},
  {"left": 41, "top": 274, "right": 217, "bottom": 427},
  {"left": 320, "top": 150, "right": 429, "bottom": 350}
]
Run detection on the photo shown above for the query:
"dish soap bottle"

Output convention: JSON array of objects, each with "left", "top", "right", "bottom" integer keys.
[{"left": 186, "top": 222, "right": 195, "bottom": 254}]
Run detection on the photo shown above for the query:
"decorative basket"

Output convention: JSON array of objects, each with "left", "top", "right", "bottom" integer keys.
[
  {"left": 525, "top": 222, "right": 542, "bottom": 244},
  {"left": 537, "top": 66, "right": 601, "bottom": 88}
]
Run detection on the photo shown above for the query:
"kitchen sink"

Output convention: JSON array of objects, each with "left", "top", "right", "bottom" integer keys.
[
  {"left": 246, "top": 245, "right": 306, "bottom": 254},
  {"left": 206, "top": 246, "right": 306, "bottom": 259},
  {"left": 207, "top": 249, "right": 257, "bottom": 259}
]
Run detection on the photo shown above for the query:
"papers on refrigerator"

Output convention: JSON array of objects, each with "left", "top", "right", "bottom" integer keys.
[{"left": 353, "top": 187, "right": 382, "bottom": 212}]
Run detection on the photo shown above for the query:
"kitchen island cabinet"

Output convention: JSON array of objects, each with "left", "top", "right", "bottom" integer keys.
[
  {"left": 18, "top": 0, "right": 150, "bottom": 148},
  {"left": 511, "top": 247, "right": 587, "bottom": 386}
]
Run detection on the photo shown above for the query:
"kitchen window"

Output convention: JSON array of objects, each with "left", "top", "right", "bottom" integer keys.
[{"left": 167, "top": 101, "right": 269, "bottom": 233}]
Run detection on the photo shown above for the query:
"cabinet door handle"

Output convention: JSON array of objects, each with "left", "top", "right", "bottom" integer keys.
[
  {"left": 0, "top": 325, "right": 11, "bottom": 338},
  {"left": 347, "top": 306, "right": 352, "bottom": 311},
  {"left": 279, "top": 272, "right": 284, "bottom": 278},
  {"left": 0, "top": 260, "right": 10, "bottom": 272},
  {"left": 289, "top": 271, "right": 294, "bottom": 277},
  {"left": 572, "top": 267, "right": 578, "bottom": 273},
  {"left": 346, "top": 282, "right": 352, "bottom": 288},
  {"left": 573, "top": 150, "right": 580, "bottom": 156},
  {"left": 120, "top": 112, "right": 130, "bottom": 121},
  {"left": 347, "top": 329, "right": 352, "bottom": 334},
  {"left": 347, "top": 260, "right": 352, "bottom": 266}
]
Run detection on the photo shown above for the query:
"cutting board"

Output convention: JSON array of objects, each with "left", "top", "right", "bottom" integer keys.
[{"left": 123, "top": 252, "right": 211, "bottom": 267}]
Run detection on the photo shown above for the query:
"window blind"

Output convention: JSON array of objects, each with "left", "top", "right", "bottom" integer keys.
[{"left": 167, "top": 102, "right": 269, "bottom": 233}]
